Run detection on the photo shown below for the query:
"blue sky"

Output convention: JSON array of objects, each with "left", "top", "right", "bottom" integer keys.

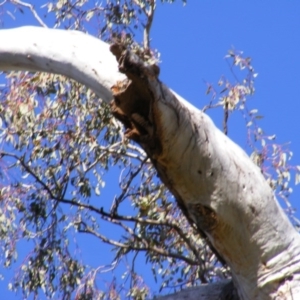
[{"left": 1, "top": 1, "right": 300, "bottom": 299}]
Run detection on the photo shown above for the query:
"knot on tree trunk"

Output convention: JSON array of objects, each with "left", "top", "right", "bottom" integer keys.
[
  {"left": 187, "top": 203, "right": 218, "bottom": 233},
  {"left": 110, "top": 43, "right": 162, "bottom": 156}
]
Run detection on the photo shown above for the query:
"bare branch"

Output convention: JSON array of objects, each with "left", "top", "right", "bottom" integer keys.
[
  {"left": 143, "top": 0, "right": 155, "bottom": 50},
  {"left": 10, "top": 0, "right": 48, "bottom": 28},
  {"left": 110, "top": 157, "right": 148, "bottom": 214},
  {"left": 78, "top": 222, "right": 200, "bottom": 266},
  {"left": 131, "top": 0, "right": 155, "bottom": 50}
]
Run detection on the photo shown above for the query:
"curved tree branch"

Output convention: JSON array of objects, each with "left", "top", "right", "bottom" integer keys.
[{"left": 0, "top": 26, "right": 125, "bottom": 102}]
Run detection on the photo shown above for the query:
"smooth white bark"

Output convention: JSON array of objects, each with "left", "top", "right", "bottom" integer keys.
[
  {"left": 154, "top": 87, "right": 300, "bottom": 298},
  {"left": 1, "top": 26, "right": 300, "bottom": 299},
  {"left": 154, "top": 279, "right": 233, "bottom": 300},
  {"left": 0, "top": 26, "right": 125, "bottom": 102}
]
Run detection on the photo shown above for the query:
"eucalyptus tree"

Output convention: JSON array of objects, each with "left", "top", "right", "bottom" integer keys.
[{"left": 0, "top": 1, "right": 300, "bottom": 299}]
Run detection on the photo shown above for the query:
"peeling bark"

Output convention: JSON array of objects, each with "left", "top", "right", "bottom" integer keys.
[{"left": 1, "top": 26, "right": 300, "bottom": 299}]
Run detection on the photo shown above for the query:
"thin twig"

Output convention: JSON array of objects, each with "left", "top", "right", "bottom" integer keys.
[
  {"left": 110, "top": 156, "right": 148, "bottom": 214},
  {"left": 79, "top": 222, "right": 199, "bottom": 266},
  {"left": 10, "top": 0, "right": 48, "bottom": 28},
  {"left": 132, "top": 0, "right": 155, "bottom": 50},
  {"left": 143, "top": 0, "right": 155, "bottom": 51},
  {"left": 223, "top": 101, "right": 229, "bottom": 135}
]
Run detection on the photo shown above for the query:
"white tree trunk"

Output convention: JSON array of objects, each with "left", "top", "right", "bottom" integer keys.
[
  {"left": 155, "top": 279, "right": 234, "bottom": 300},
  {"left": 1, "top": 26, "right": 300, "bottom": 299},
  {"left": 0, "top": 26, "right": 125, "bottom": 102}
]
